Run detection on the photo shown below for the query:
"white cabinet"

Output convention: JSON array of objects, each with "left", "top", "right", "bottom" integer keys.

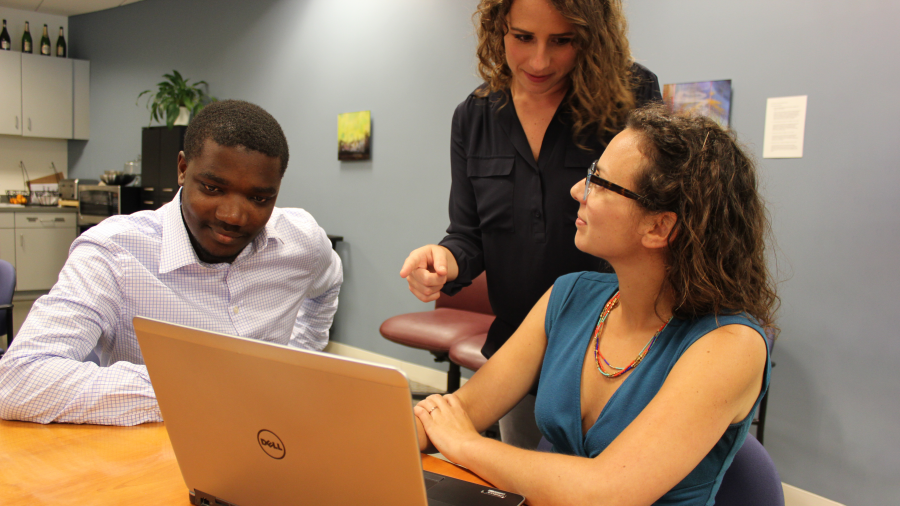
[
  {"left": 21, "top": 53, "right": 73, "bottom": 139},
  {"left": 0, "top": 53, "right": 88, "bottom": 140},
  {"left": 0, "top": 214, "right": 15, "bottom": 267},
  {"left": 0, "top": 51, "right": 23, "bottom": 136},
  {"left": 73, "top": 59, "right": 90, "bottom": 140},
  {"left": 4, "top": 211, "right": 76, "bottom": 292}
]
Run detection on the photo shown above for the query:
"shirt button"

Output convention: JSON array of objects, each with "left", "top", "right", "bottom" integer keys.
[
  {"left": 233, "top": 307, "right": 239, "bottom": 314},
  {"left": 533, "top": 210, "right": 542, "bottom": 219}
]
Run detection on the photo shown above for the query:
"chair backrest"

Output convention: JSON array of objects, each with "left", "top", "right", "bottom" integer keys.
[
  {"left": 715, "top": 433, "right": 784, "bottom": 506},
  {"left": 764, "top": 326, "right": 776, "bottom": 355},
  {"left": 435, "top": 272, "right": 493, "bottom": 316},
  {"left": 0, "top": 260, "right": 15, "bottom": 307},
  {"left": 535, "top": 434, "right": 783, "bottom": 505},
  {"left": 0, "top": 259, "right": 16, "bottom": 338}
]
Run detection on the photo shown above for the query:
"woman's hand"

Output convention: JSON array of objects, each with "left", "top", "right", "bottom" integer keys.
[
  {"left": 399, "top": 245, "right": 459, "bottom": 302},
  {"left": 414, "top": 393, "right": 483, "bottom": 463}
]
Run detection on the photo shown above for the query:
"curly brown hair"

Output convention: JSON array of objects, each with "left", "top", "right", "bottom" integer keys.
[
  {"left": 473, "top": 0, "right": 635, "bottom": 144},
  {"left": 626, "top": 104, "right": 779, "bottom": 331}
]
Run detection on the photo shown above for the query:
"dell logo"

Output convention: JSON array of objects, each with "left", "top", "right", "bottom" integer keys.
[
  {"left": 260, "top": 439, "right": 282, "bottom": 450},
  {"left": 257, "top": 430, "right": 286, "bottom": 459}
]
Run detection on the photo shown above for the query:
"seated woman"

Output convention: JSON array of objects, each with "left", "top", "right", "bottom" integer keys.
[{"left": 413, "top": 103, "right": 777, "bottom": 506}]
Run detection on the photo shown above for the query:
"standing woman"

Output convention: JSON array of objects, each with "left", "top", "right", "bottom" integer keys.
[{"left": 400, "top": 0, "right": 660, "bottom": 448}]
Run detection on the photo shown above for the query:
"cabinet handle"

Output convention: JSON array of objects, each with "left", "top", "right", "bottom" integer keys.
[
  {"left": 20, "top": 235, "right": 24, "bottom": 248},
  {"left": 15, "top": 116, "right": 18, "bottom": 130},
  {"left": 27, "top": 217, "right": 38, "bottom": 222},
  {"left": 162, "top": 188, "right": 174, "bottom": 192},
  {"left": 28, "top": 118, "right": 32, "bottom": 131},
  {"left": 143, "top": 201, "right": 154, "bottom": 205},
  {"left": 144, "top": 187, "right": 155, "bottom": 192}
]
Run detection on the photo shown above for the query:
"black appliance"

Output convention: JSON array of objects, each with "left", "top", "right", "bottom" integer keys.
[
  {"left": 77, "top": 185, "right": 142, "bottom": 232},
  {"left": 141, "top": 126, "right": 186, "bottom": 210}
]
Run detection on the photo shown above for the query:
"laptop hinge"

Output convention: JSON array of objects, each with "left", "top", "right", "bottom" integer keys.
[{"left": 189, "top": 490, "right": 239, "bottom": 506}]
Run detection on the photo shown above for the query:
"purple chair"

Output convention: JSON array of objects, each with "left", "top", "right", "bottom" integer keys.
[
  {"left": 0, "top": 259, "right": 16, "bottom": 358},
  {"left": 715, "top": 433, "right": 784, "bottom": 506},
  {"left": 536, "top": 433, "right": 783, "bottom": 505}
]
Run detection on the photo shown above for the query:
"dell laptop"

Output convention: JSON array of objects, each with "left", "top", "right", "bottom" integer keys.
[{"left": 134, "top": 316, "right": 525, "bottom": 506}]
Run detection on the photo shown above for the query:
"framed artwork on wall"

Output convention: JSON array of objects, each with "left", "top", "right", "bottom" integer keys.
[
  {"left": 337, "top": 110, "right": 371, "bottom": 161},
  {"left": 662, "top": 80, "right": 732, "bottom": 128}
]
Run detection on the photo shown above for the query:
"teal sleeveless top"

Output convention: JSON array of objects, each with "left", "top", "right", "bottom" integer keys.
[{"left": 535, "top": 272, "right": 770, "bottom": 505}]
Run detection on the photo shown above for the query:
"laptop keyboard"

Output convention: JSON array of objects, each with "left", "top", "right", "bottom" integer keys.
[{"left": 423, "top": 471, "right": 443, "bottom": 490}]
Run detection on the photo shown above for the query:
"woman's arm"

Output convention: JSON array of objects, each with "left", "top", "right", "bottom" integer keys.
[
  {"left": 404, "top": 99, "right": 482, "bottom": 301},
  {"left": 439, "top": 99, "right": 486, "bottom": 293},
  {"left": 415, "top": 287, "right": 552, "bottom": 452},
  {"left": 418, "top": 323, "right": 767, "bottom": 506}
]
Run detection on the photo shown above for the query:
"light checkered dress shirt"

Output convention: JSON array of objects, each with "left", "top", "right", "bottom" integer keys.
[{"left": 0, "top": 191, "right": 342, "bottom": 426}]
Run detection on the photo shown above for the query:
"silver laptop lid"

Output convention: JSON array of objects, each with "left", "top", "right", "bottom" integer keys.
[{"left": 134, "top": 316, "right": 429, "bottom": 506}]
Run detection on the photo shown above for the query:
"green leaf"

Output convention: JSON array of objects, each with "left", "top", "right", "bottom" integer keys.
[{"left": 137, "top": 69, "right": 214, "bottom": 126}]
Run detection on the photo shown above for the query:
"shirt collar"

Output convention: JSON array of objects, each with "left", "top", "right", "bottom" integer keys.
[{"left": 159, "top": 189, "right": 283, "bottom": 273}]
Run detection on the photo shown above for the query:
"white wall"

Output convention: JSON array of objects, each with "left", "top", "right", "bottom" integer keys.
[
  {"left": 0, "top": 136, "right": 67, "bottom": 192},
  {"left": 0, "top": 7, "right": 70, "bottom": 192}
]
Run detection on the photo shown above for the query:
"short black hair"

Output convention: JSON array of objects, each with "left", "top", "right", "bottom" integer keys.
[{"left": 183, "top": 99, "right": 289, "bottom": 175}]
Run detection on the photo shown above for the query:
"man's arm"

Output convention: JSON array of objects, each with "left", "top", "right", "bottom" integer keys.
[
  {"left": 0, "top": 239, "right": 162, "bottom": 426},
  {"left": 288, "top": 232, "right": 343, "bottom": 351}
]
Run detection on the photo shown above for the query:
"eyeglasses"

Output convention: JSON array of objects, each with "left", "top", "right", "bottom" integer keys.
[{"left": 583, "top": 161, "right": 648, "bottom": 206}]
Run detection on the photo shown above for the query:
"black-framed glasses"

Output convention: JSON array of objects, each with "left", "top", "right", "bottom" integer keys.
[{"left": 583, "top": 160, "right": 648, "bottom": 205}]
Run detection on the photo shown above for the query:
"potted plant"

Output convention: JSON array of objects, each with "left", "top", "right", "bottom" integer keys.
[{"left": 137, "top": 70, "right": 216, "bottom": 128}]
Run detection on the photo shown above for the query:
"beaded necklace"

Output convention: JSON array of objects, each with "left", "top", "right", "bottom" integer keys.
[{"left": 591, "top": 291, "right": 672, "bottom": 379}]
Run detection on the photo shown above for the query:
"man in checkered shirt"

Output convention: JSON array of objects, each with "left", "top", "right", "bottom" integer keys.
[{"left": 0, "top": 100, "right": 343, "bottom": 426}]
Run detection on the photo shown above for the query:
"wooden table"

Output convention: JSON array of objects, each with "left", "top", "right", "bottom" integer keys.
[{"left": 0, "top": 419, "right": 488, "bottom": 505}]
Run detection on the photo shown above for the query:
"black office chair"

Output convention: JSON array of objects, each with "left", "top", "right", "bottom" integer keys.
[
  {"left": 0, "top": 259, "right": 17, "bottom": 358},
  {"left": 752, "top": 327, "right": 777, "bottom": 445}
]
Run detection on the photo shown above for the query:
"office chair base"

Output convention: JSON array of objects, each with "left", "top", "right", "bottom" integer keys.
[
  {"left": 481, "top": 422, "right": 500, "bottom": 441},
  {"left": 409, "top": 354, "right": 463, "bottom": 400}
]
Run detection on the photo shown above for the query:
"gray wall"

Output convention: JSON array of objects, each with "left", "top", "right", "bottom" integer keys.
[
  {"left": 69, "top": 0, "right": 899, "bottom": 504},
  {"left": 625, "top": 2, "right": 900, "bottom": 505},
  {"left": 68, "top": 0, "right": 482, "bottom": 365}
]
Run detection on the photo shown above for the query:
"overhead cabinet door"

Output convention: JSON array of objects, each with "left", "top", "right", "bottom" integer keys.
[
  {"left": 21, "top": 53, "right": 73, "bottom": 139},
  {"left": 73, "top": 59, "right": 90, "bottom": 140},
  {"left": 0, "top": 51, "right": 22, "bottom": 136}
]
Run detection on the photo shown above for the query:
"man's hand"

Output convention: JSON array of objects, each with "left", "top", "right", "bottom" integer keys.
[{"left": 399, "top": 245, "right": 459, "bottom": 302}]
